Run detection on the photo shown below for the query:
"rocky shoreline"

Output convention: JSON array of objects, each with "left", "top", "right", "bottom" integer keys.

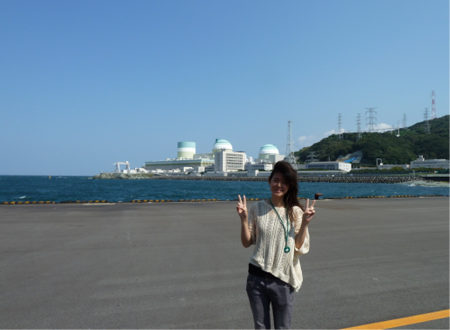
[{"left": 92, "top": 172, "right": 419, "bottom": 184}]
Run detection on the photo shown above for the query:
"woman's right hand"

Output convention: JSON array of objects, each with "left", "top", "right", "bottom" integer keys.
[{"left": 236, "top": 195, "right": 248, "bottom": 221}]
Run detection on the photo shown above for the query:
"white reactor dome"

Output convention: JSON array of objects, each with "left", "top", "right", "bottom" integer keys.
[
  {"left": 259, "top": 144, "right": 279, "bottom": 159},
  {"left": 212, "top": 138, "right": 233, "bottom": 153}
]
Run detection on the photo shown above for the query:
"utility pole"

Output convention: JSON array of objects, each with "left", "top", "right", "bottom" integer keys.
[
  {"left": 365, "top": 107, "right": 378, "bottom": 132},
  {"left": 285, "top": 120, "right": 297, "bottom": 166}
]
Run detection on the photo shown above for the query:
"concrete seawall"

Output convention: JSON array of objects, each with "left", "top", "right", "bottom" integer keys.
[
  {"left": 297, "top": 176, "right": 417, "bottom": 183},
  {"left": 93, "top": 172, "right": 418, "bottom": 184}
]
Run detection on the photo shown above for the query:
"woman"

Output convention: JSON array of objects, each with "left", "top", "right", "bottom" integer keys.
[{"left": 236, "top": 161, "right": 316, "bottom": 329}]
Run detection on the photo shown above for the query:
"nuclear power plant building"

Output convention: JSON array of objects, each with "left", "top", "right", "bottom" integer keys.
[
  {"left": 144, "top": 139, "right": 247, "bottom": 172},
  {"left": 144, "top": 141, "right": 214, "bottom": 172},
  {"left": 144, "top": 139, "right": 285, "bottom": 173}
]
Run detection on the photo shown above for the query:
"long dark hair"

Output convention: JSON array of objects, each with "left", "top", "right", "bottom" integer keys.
[{"left": 269, "top": 161, "right": 303, "bottom": 223}]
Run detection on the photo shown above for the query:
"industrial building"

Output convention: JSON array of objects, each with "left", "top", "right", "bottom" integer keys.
[
  {"left": 376, "top": 158, "right": 409, "bottom": 170},
  {"left": 306, "top": 161, "right": 352, "bottom": 172},
  {"left": 245, "top": 163, "right": 273, "bottom": 171},
  {"left": 144, "top": 139, "right": 245, "bottom": 173},
  {"left": 144, "top": 141, "right": 215, "bottom": 172},
  {"left": 190, "top": 139, "right": 234, "bottom": 160},
  {"left": 143, "top": 158, "right": 215, "bottom": 172},
  {"left": 214, "top": 149, "right": 246, "bottom": 172},
  {"left": 377, "top": 164, "right": 410, "bottom": 170},
  {"left": 254, "top": 144, "right": 285, "bottom": 163},
  {"left": 177, "top": 141, "right": 196, "bottom": 159},
  {"left": 410, "top": 155, "right": 449, "bottom": 169},
  {"left": 142, "top": 139, "right": 293, "bottom": 174}
]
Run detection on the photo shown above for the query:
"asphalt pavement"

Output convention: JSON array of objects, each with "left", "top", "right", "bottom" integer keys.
[{"left": 0, "top": 197, "right": 448, "bottom": 329}]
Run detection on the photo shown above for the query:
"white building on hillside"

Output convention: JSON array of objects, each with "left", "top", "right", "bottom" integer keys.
[
  {"left": 306, "top": 161, "right": 352, "bottom": 172},
  {"left": 376, "top": 159, "right": 409, "bottom": 170},
  {"left": 410, "top": 155, "right": 449, "bottom": 169},
  {"left": 377, "top": 164, "right": 410, "bottom": 170}
]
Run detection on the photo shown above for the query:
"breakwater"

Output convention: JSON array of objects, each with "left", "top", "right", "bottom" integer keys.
[
  {"left": 297, "top": 176, "right": 417, "bottom": 184},
  {"left": 93, "top": 173, "right": 418, "bottom": 184},
  {"left": 93, "top": 173, "right": 154, "bottom": 179}
]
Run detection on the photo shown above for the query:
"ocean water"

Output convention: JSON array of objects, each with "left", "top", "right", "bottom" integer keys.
[{"left": 0, "top": 176, "right": 448, "bottom": 203}]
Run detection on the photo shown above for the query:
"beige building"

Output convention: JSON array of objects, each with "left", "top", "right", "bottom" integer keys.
[{"left": 214, "top": 149, "right": 246, "bottom": 172}]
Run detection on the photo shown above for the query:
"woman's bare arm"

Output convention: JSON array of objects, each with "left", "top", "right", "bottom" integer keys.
[
  {"left": 237, "top": 195, "right": 252, "bottom": 248},
  {"left": 295, "top": 199, "right": 316, "bottom": 249}
]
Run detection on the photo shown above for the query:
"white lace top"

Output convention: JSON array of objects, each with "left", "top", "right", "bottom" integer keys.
[{"left": 248, "top": 199, "right": 310, "bottom": 291}]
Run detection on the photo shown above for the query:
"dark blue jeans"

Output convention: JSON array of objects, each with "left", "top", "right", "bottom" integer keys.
[{"left": 246, "top": 273, "right": 295, "bottom": 329}]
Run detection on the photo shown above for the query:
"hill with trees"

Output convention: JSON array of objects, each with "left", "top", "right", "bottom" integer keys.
[{"left": 295, "top": 115, "right": 449, "bottom": 166}]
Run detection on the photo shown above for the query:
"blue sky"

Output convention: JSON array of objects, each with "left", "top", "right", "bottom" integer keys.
[{"left": 0, "top": 0, "right": 448, "bottom": 175}]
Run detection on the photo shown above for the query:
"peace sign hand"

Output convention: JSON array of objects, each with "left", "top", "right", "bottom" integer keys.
[
  {"left": 236, "top": 195, "right": 248, "bottom": 222},
  {"left": 302, "top": 198, "right": 316, "bottom": 225}
]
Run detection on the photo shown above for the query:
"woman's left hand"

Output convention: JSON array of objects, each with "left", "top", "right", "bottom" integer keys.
[{"left": 302, "top": 199, "right": 316, "bottom": 225}]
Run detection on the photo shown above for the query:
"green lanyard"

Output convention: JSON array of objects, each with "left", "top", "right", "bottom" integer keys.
[{"left": 269, "top": 199, "right": 290, "bottom": 253}]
